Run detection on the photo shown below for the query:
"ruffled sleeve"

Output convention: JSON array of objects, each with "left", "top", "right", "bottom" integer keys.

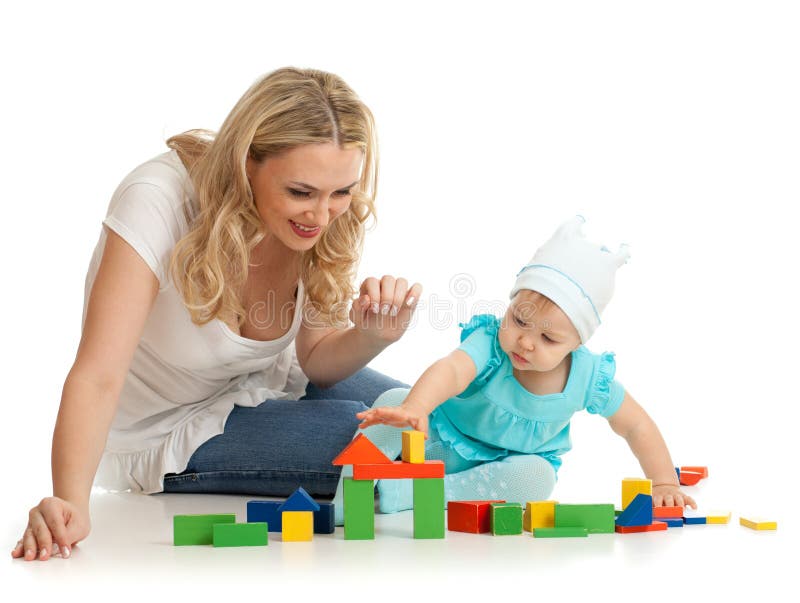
[
  {"left": 456, "top": 314, "right": 504, "bottom": 398},
  {"left": 585, "top": 351, "right": 626, "bottom": 417}
]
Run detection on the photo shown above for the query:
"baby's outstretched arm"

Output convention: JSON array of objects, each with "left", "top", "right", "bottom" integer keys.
[
  {"left": 356, "top": 349, "right": 477, "bottom": 437},
  {"left": 607, "top": 391, "right": 697, "bottom": 509}
]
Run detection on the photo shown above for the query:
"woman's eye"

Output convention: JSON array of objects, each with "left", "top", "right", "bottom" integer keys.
[
  {"left": 288, "top": 188, "right": 311, "bottom": 198},
  {"left": 334, "top": 189, "right": 352, "bottom": 197}
]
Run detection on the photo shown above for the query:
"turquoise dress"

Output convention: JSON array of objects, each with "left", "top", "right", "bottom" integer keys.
[{"left": 428, "top": 314, "right": 625, "bottom": 474}]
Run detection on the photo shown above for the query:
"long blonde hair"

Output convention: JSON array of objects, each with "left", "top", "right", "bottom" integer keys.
[{"left": 167, "top": 67, "right": 378, "bottom": 328}]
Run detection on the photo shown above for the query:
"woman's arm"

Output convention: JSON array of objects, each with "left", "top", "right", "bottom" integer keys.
[
  {"left": 13, "top": 229, "right": 160, "bottom": 561},
  {"left": 607, "top": 390, "right": 697, "bottom": 508},
  {"left": 296, "top": 275, "right": 422, "bottom": 388},
  {"left": 355, "top": 349, "right": 477, "bottom": 435}
]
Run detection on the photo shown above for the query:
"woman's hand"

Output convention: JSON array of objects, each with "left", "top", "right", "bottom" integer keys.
[
  {"left": 350, "top": 275, "right": 422, "bottom": 344},
  {"left": 11, "top": 497, "right": 90, "bottom": 561},
  {"left": 356, "top": 404, "right": 430, "bottom": 437},
  {"left": 652, "top": 484, "right": 697, "bottom": 509}
]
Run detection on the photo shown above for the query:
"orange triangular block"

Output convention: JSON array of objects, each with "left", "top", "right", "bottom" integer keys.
[{"left": 332, "top": 433, "right": 392, "bottom": 466}]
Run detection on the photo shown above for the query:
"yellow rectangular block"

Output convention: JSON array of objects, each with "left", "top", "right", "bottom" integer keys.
[
  {"left": 739, "top": 516, "right": 777, "bottom": 530},
  {"left": 282, "top": 511, "right": 313, "bottom": 541},
  {"left": 402, "top": 430, "right": 425, "bottom": 464},
  {"left": 622, "top": 478, "right": 652, "bottom": 510},
  {"left": 524, "top": 501, "right": 558, "bottom": 532},
  {"left": 706, "top": 511, "right": 731, "bottom": 524}
]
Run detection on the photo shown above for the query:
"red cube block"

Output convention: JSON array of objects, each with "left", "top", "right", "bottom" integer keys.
[{"left": 447, "top": 500, "right": 505, "bottom": 533}]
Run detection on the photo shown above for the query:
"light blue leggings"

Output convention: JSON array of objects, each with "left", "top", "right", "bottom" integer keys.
[{"left": 331, "top": 388, "right": 557, "bottom": 523}]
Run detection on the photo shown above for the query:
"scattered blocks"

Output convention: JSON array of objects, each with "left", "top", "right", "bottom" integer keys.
[
  {"left": 174, "top": 514, "right": 236, "bottom": 546},
  {"left": 524, "top": 500, "right": 558, "bottom": 532},
  {"left": 615, "top": 521, "right": 667, "bottom": 534},
  {"left": 213, "top": 522, "right": 268, "bottom": 547},
  {"left": 615, "top": 494, "right": 653, "bottom": 527},
  {"left": 740, "top": 517, "right": 777, "bottom": 530},
  {"left": 448, "top": 500, "right": 505, "bottom": 533},
  {"left": 679, "top": 471, "right": 704, "bottom": 486},
  {"left": 413, "top": 478, "right": 445, "bottom": 539},
  {"left": 402, "top": 430, "right": 425, "bottom": 464},
  {"left": 534, "top": 527, "right": 588, "bottom": 538},
  {"left": 343, "top": 478, "right": 375, "bottom": 540},
  {"left": 555, "top": 504, "right": 615, "bottom": 534},
  {"left": 622, "top": 478, "right": 652, "bottom": 509},
  {"left": 490, "top": 503, "right": 523, "bottom": 535},
  {"left": 353, "top": 460, "right": 445, "bottom": 480},
  {"left": 282, "top": 511, "right": 314, "bottom": 541},
  {"left": 333, "top": 433, "right": 393, "bottom": 465}
]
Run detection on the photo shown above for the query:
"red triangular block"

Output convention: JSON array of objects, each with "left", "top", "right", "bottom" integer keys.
[{"left": 332, "top": 433, "right": 392, "bottom": 466}]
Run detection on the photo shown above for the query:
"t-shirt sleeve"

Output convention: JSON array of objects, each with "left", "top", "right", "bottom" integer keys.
[
  {"left": 455, "top": 314, "right": 504, "bottom": 396},
  {"left": 457, "top": 326, "right": 495, "bottom": 378},
  {"left": 585, "top": 351, "right": 626, "bottom": 418},
  {"left": 102, "top": 182, "right": 186, "bottom": 288}
]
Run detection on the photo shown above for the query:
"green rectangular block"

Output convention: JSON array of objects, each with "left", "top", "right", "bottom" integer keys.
[
  {"left": 554, "top": 504, "right": 615, "bottom": 534},
  {"left": 413, "top": 478, "right": 445, "bottom": 539},
  {"left": 534, "top": 527, "right": 589, "bottom": 538},
  {"left": 213, "top": 522, "right": 268, "bottom": 547},
  {"left": 344, "top": 478, "right": 375, "bottom": 540},
  {"left": 490, "top": 503, "right": 523, "bottom": 535},
  {"left": 173, "top": 514, "right": 236, "bottom": 546}
]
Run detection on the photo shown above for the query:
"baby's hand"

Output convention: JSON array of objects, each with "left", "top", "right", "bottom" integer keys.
[
  {"left": 356, "top": 405, "right": 429, "bottom": 437},
  {"left": 652, "top": 483, "right": 697, "bottom": 509}
]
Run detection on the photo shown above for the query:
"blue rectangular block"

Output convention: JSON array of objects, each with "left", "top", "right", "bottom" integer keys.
[
  {"left": 663, "top": 517, "right": 684, "bottom": 527},
  {"left": 247, "top": 500, "right": 282, "bottom": 532},
  {"left": 313, "top": 503, "right": 335, "bottom": 534},
  {"left": 684, "top": 516, "right": 707, "bottom": 525}
]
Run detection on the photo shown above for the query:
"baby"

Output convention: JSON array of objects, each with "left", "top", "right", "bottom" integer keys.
[{"left": 355, "top": 216, "right": 696, "bottom": 515}]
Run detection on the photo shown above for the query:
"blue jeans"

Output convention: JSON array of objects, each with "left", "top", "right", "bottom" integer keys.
[{"left": 161, "top": 367, "right": 408, "bottom": 498}]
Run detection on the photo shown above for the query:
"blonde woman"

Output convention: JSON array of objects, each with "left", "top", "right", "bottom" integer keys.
[{"left": 12, "top": 67, "right": 420, "bottom": 561}]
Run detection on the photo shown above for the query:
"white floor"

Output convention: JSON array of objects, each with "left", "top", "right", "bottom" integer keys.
[{"left": 3, "top": 478, "right": 791, "bottom": 602}]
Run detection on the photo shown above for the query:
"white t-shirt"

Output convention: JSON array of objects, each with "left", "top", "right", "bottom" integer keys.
[{"left": 86, "top": 151, "right": 309, "bottom": 494}]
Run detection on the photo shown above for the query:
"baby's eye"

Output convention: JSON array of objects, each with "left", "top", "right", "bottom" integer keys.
[
  {"left": 288, "top": 188, "right": 312, "bottom": 198},
  {"left": 513, "top": 315, "right": 525, "bottom": 327},
  {"left": 543, "top": 334, "right": 556, "bottom": 343}
]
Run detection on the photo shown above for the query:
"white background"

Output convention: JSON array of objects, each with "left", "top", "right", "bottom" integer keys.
[{"left": 1, "top": 0, "right": 797, "bottom": 597}]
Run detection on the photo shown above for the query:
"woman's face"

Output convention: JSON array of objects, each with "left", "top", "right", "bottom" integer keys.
[{"left": 246, "top": 142, "right": 363, "bottom": 252}]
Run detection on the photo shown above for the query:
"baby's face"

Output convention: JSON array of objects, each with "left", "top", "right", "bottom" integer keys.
[{"left": 498, "top": 291, "right": 581, "bottom": 373}]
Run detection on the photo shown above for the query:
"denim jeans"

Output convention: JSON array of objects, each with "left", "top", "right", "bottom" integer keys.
[{"left": 161, "top": 367, "right": 408, "bottom": 498}]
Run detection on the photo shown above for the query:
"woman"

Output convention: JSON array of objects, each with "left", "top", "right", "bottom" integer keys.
[{"left": 13, "top": 67, "right": 420, "bottom": 561}]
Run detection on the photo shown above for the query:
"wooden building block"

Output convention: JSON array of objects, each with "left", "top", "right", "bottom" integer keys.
[
  {"left": 490, "top": 503, "right": 523, "bottom": 535},
  {"left": 679, "top": 471, "right": 703, "bottom": 486},
  {"left": 332, "top": 433, "right": 392, "bottom": 466},
  {"left": 622, "top": 478, "right": 652, "bottom": 510},
  {"left": 247, "top": 500, "right": 282, "bottom": 532},
  {"left": 447, "top": 500, "right": 505, "bottom": 533},
  {"left": 213, "top": 522, "right": 268, "bottom": 547},
  {"left": 662, "top": 517, "right": 684, "bottom": 527},
  {"left": 683, "top": 508, "right": 707, "bottom": 524},
  {"left": 615, "top": 494, "right": 653, "bottom": 527},
  {"left": 555, "top": 504, "right": 615, "bottom": 534},
  {"left": 278, "top": 487, "right": 320, "bottom": 512},
  {"left": 344, "top": 478, "right": 375, "bottom": 540},
  {"left": 413, "top": 478, "right": 445, "bottom": 539},
  {"left": 524, "top": 501, "right": 558, "bottom": 532},
  {"left": 739, "top": 517, "right": 777, "bottom": 530},
  {"left": 534, "top": 527, "right": 588, "bottom": 538},
  {"left": 313, "top": 503, "right": 335, "bottom": 534},
  {"left": 402, "top": 430, "right": 425, "bottom": 464},
  {"left": 615, "top": 521, "right": 667, "bottom": 534},
  {"left": 282, "top": 511, "right": 313, "bottom": 541},
  {"left": 173, "top": 514, "right": 236, "bottom": 546},
  {"left": 680, "top": 466, "right": 708, "bottom": 478},
  {"left": 706, "top": 511, "right": 731, "bottom": 524},
  {"left": 353, "top": 460, "right": 444, "bottom": 480},
  {"left": 653, "top": 505, "right": 684, "bottom": 519}
]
